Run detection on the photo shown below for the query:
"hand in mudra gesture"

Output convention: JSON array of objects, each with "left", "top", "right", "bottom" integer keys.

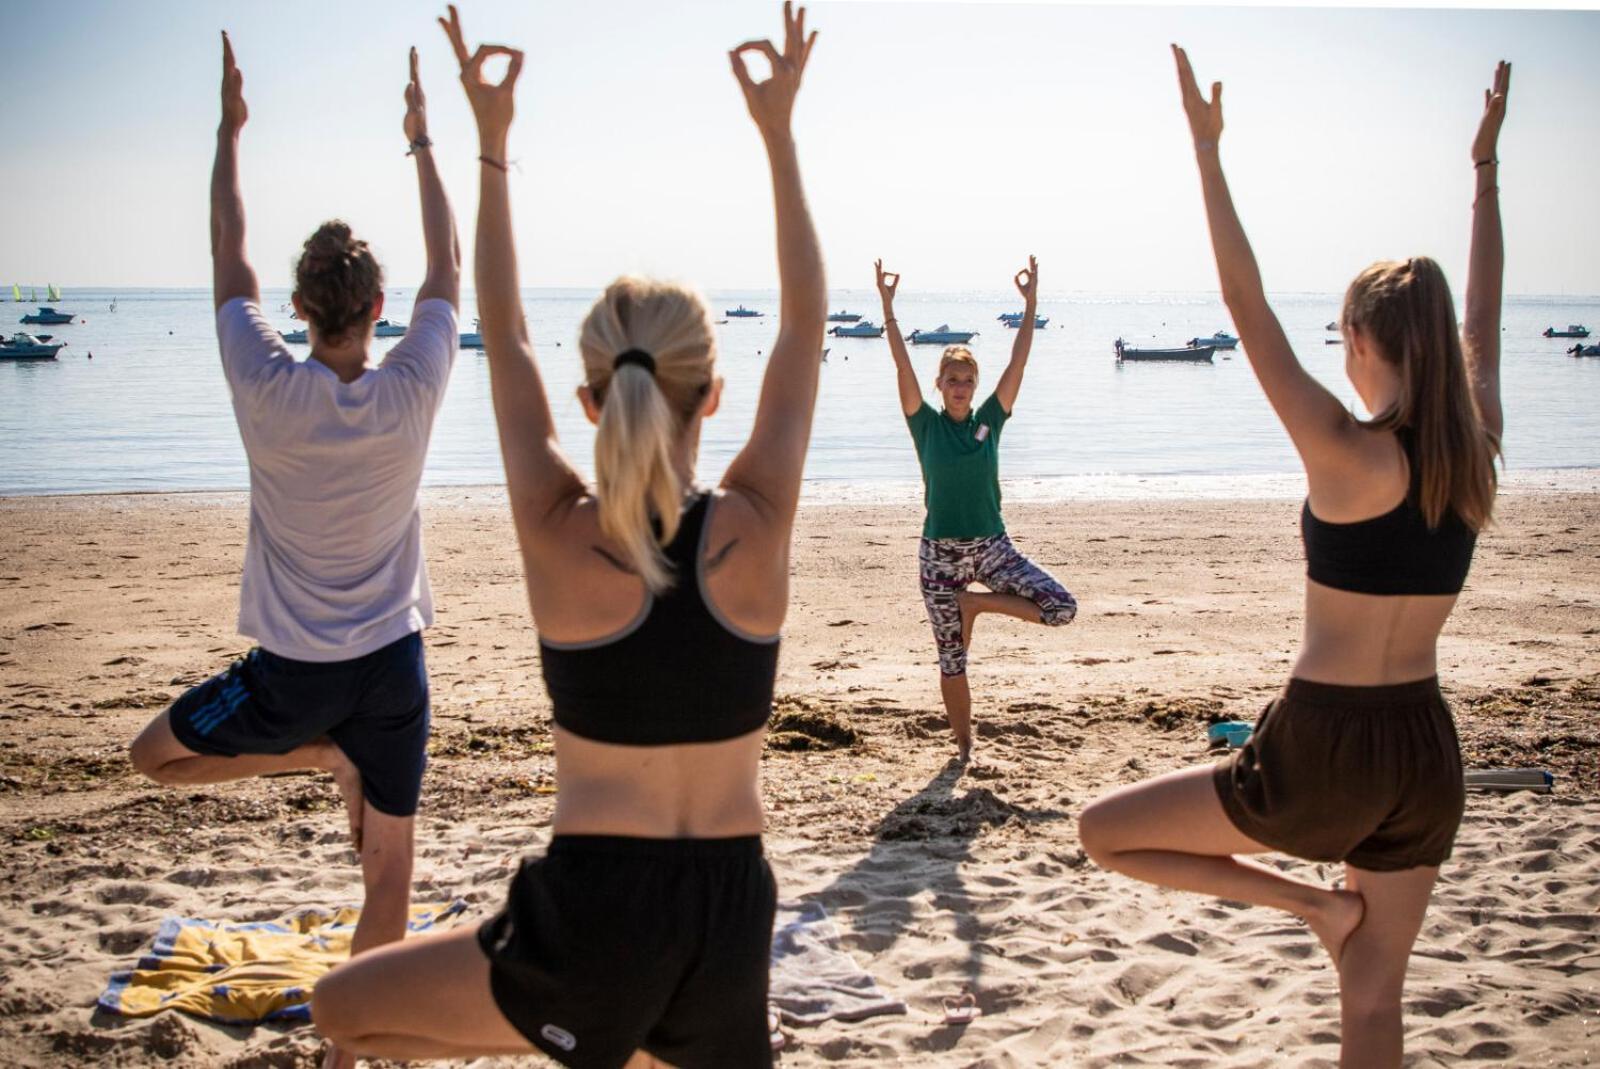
[
  {"left": 439, "top": 3, "right": 524, "bottom": 137},
  {"left": 1172, "top": 45, "right": 1221, "bottom": 148},
  {"left": 1014, "top": 255, "right": 1039, "bottom": 303},
  {"left": 875, "top": 259, "right": 899, "bottom": 309},
  {"left": 1472, "top": 61, "right": 1511, "bottom": 164},
  {"left": 730, "top": 2, "right": 817, "bottom": 141},
  {"left": 403, "top": 47, "right": 429, "bottom": 144},
  {"left": 219, "top": 32, "right": 247, "bottom": 133}
]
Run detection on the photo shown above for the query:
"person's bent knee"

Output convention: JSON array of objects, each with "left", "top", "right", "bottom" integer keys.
[
  {"left": 311, "top": 965, "right": 364, "bottom": 1046},
  {"left": 1077, "top": 797, "right": 1120, "bottom": 869},
  {"left": 1042, "top": 596, "right": 1078, "bottom": 627}
]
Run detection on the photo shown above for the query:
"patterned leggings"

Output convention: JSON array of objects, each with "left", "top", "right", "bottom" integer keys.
[{"left": 919, "top": 533, "right": 1078, "bottom": 677}]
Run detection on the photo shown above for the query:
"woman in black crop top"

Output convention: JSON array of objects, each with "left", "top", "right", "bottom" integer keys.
[
  {"left": 312, "top": 6, "right": 825, "bottom": 1066},
  {"left": 1079, "top": 54, "right": 1510, "bottom": 1069}
]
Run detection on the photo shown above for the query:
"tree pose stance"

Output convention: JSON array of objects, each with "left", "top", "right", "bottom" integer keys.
[
  {"left": 876, "top": 256, "right": 1077, "bottom": 763},
  {"left": 1079, "top": 50, "right": 1509, "bottom": 1069},
  {"left": 127, "top": 35, "right": 460, "bottom": 1069},
  {"left": 312, "top": 5, "right": 825, "bottom": 1066}
]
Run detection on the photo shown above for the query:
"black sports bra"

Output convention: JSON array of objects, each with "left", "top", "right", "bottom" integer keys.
[
  {"left": 1301, "top": 429, "right": 1477, "bottom": 596},
  {"left": 539, "top": 491, "right": 779, "bottom": 745}
]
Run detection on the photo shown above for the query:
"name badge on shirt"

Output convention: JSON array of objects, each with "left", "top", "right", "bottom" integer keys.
[{"left": 975, "top": 424, "right": 990, "bottom": 442}]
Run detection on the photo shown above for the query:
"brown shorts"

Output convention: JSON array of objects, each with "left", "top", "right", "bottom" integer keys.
[{"left": 1213, "top": 676, "right": 1465, "bottom": 872}]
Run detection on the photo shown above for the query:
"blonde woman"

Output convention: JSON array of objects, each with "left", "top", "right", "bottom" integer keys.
[
  {"left": 312, "top": 4, "right": 824, "bottom": 1066},
  {"left": 876, "top": 257, "right": 1078, "bottom": 763},
  {"left": 1079, "top": 52, "right": 1509, "bottom": 1069}
]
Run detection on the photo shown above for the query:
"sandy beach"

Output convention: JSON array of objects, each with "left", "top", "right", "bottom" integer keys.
[{"left": 1, "top": 489, "right": 1596, "bottom": 1068}]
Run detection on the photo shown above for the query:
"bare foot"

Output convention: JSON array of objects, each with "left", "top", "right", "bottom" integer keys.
[
  {"left": 956, "top": 738, "right": 974, "bottom": 765},
  {"left": 957, "top": 590, "right": 977, "bottom": 651},
  {"left": 318, "top": 742, "right": 365, "bottom": 853},
  {"left": 1306, "top": 887, "right": 1365, "bottom": 968},
  {"left": 321, "top": 1040, "right": 357, "bottom": 1069}
]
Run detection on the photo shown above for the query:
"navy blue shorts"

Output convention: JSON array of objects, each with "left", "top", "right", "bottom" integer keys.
[{"left": 168, "top": 632, "right": 430, "bottom": 817}]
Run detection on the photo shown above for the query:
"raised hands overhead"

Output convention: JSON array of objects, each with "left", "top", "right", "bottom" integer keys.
[
  {"left": 875, "top": 259, "right": 900, "bottom": 310},
  {"left": 1014, "top": 255, "right": 1039, "bottom": 304},
  {"left": 730, "top": 1, "right": 817, "bottom": 141},
  {"left": 220, "top": 31, "right": 247, "bottom": 133},
  {"left": 1172, "top": 45, "right": 1221, "bottom": 150},
  {"left": 438, "top": 4, "right": 524, "bottom": 142},
  {"left": 403, "top": 46, "right": 429, "bottom": 145},
  {"left": 1473, "top": 61, "right": 1511, "bottom": 164}
]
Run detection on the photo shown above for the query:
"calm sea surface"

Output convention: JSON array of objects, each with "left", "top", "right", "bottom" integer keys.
[{"left": 3, "top": 288, "right": 1597, "bottom": 499}]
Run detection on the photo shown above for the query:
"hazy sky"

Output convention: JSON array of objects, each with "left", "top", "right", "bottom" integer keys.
[{"left": 2, "top": 1, "right": 1596, "bottom": 295}]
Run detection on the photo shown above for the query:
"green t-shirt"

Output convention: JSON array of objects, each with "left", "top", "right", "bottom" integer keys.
[{"left": 906, "top": 391, "right": 1010, "bottom": 540}]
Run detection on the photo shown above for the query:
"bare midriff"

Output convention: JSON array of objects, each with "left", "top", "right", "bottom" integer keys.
[
  {"left": 1293, "top": 579, "right": 1460, "bottom": 686},
  {"left": 548, "top": 725, "right": 766, "bottom": 839}
]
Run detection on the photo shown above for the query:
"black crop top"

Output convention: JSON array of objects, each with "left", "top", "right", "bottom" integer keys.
[
  {"left": 1301, "top": 430, "right": 1478, "bottom": 596},
  {"left": 539, "top": 491, "right": 779, "bottom": 745}
]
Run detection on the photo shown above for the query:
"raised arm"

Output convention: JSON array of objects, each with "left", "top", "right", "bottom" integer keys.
[
  {"left": 993, "top": 255, "right": 1038, "bottom": 413},
  {"left": 440, "top": 6, "right": 584, "bottom": 536},
  {"left": 1173, "top": 46, "right": 1350, "bottom": 467},
  {"left": 212, "top": 32, "right": 259, "bottom": 310},
  {"left": 875, "top": 260, "right": 922, "bottom": 417},
  {"left": 720, "top": 2, "right": 827, "bottom": 524},
  {"left": 404, "top": 47, "right": 460, "bottom": 309},
  {"left": 1462, "top": 61, "right": 1509, "bottom": 441}
]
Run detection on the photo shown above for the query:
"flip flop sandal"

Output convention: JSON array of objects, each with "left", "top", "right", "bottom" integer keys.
[{"left": 942, "top": 990, "right": 981, "bottom": 1026}]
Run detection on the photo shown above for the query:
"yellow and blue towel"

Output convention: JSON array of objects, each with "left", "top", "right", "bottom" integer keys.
[{"left": 99, "top": 901, "right": 467, "bottom": 1025}]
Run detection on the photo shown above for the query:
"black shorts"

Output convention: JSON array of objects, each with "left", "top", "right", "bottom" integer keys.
[
  {"left": 478, "top": 835, "right": 777, "bottom": 1069},
  {"left": 168, "top": 632, "right": 430, "bottom": 817},
  {"left": 1214, "top": 676, "right": 1465, "bottom": 871}
]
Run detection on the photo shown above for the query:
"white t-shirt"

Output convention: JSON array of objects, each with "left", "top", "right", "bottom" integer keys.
[{"left": 217, "top": 297, "right": 457, "bottom": 662}]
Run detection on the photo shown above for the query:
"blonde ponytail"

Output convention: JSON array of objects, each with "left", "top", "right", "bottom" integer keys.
[
  {"left": 579, "top": 277, "right": 717, "bottom": 592},
  {"left": 1343, "top": 257, "right": 1500, "bottom": 531}
]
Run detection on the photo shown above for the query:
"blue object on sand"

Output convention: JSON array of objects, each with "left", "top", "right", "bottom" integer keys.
[{"left": 1207, "top": 720, "right": 1254, "bottom": 748}]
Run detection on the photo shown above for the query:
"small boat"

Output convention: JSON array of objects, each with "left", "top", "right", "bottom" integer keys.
[
  {"left": 829, "top": 320, "right": 885, "bottom": 338},
  {"left": 1325, "top": 338, "right": 1343, "bottom": 345},
  {"left": 998, "top": 313, "right": 1049, "bottom": 329},
  {"left": 282, "top": 319, "right": 408, "bottom": 344},
  {"left": 1, "top": 331, "right": 64, "bottom": 359},
  {"left": 1115, "top": 338, "right": 1214, "bottom": 363},
  {"left": 459, "top": 319, "right": 484, "bottom": 350},
  {"left": 725, "top": 306, "right": 764, "bottom": 318},
  {"left": 1544, "top": 324, "right": 1591, "bottom": 338},
  {"left": 1326, "top": 321, "right": 1339, "bottom": 331},
  {"left": 1569, "top": 344, "right": 1600, "bottom": 357},
  {"left": 907, "top": 325, "right": 977, "bottom": 345},
  {"left": 20, "top": 306, "right": 73, "bottom": 325},
  {"left": 1188, "top": 330, "right": 1238, "bottom": 350},
  {"left": 11, "top": 283, "right": 21, "bottom": 302},
  {"left": 826, "top": 310, "right": 862, "bottom": 323}
]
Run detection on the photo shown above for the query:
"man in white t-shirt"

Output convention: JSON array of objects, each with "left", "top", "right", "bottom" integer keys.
[{"left": 128, "top": 36, "right": 457, "bottom": 1069}]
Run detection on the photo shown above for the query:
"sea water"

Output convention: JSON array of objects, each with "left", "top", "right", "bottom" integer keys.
[{"left": 2, "top": 288, "right": 1596, "bottom": 499}]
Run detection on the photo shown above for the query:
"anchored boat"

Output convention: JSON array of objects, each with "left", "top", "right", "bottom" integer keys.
[
  {"left": 907, "top": 325, "right": 977, "bottom": 345},
  {"left": 1187, "top": 330, "right": 1238, "bottom": 350},
  {"left": 828, "top": 320, "right": 885, "bottom": 338},
  {"left": 998, "top": 312, "right": 1049, "bottom": 329},
  {"left": 1568, "top": 344, "right": 1600, "bottom": 357},
  {"left": 826, "top": 310, "right": 862, "bottom": 322},
  {"left": 725, "top": 306, "right": 764, "bottom": 318},
  {"left": 1115, "top": 338, "right": 1215, "bottom": 363},
  {"left": 20, "top": 306, "right": 73, "bottom": 325},
  {"left": 1, "top": 331, "right": 64, "bottom": 360},
  {"left": 1543, "top": 324, "right": 1591, "bottom": 338}
]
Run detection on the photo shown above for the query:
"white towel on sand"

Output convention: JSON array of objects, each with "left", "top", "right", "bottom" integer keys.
[{"left": 770, "top": 900, "right": 908, "bottom": 1025}]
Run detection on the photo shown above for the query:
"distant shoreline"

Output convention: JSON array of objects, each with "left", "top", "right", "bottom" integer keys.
[{"left": 4, "top": 466, "right": 1598, "bottom": 504}]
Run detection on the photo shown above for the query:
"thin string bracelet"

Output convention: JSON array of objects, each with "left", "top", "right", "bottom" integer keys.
[
  {"left": 1473, "top": 185, "right": 1499, "bottom": 208},
  {"left": 479, "top": 155, "right": 512, "bottom": 172}
]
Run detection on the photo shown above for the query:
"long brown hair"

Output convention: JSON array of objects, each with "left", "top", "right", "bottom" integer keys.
[
  {"left": 1342, "top": 257, "right": 1499, "bottom": 530},
  {"left": 579, "top": 277, "right": 716, "bottom": 592}
]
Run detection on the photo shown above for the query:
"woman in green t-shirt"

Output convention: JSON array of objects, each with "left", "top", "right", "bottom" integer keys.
[{"left": 876, "top": 257, "right": 1078, "bottom": 762}]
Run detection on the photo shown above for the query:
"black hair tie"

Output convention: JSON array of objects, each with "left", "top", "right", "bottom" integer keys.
[{"left": 613, "top": 348, "right": 657, "bottom": 375}]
